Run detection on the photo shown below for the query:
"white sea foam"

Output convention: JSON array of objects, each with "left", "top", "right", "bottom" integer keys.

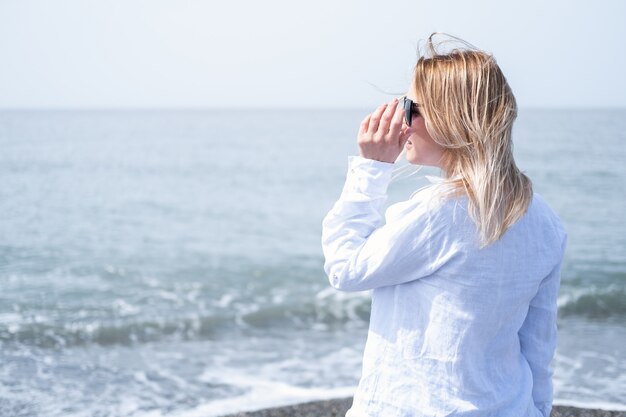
[{"left": 167, "top": 382, "right": 355, "bottom": 417}]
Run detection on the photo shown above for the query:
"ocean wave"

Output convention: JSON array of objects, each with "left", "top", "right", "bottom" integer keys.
[
  {"left": 3, "top": 284, "right": 624, "bottom": 349},
  {"left": 0, "top": 314, "right": 226, "bottom": 349},
  {"left": 558, "top": 285, "right": 626, "bottom": 318},
  {"left": 0, "top": 288, "right": 371, "bottom": 349}
]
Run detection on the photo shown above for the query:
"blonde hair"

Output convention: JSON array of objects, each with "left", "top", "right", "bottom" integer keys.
[{"left": 413, "top": 33, "right": 532, "bottom": 247}]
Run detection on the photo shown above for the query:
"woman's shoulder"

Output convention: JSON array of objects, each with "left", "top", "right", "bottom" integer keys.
[
  {"left": 386, "top": 183, "right": 470, "bottom": 229},
  {"left": 527, "top": 193, "right": 566, "bottom": 234},
  {"left": 507, "top": 193, "right": 568, "bottom": 258}
]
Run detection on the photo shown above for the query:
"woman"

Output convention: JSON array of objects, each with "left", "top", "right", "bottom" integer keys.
[{"left": 321, "top": 33, "right": 567, "bottom": 417}]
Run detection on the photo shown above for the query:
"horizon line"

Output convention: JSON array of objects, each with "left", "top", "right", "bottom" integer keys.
[{"left": 1, "top": 105, "right": 625, "bottom": 112}]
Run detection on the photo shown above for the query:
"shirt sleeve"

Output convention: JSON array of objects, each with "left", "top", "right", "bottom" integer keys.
[
  {"left": 321, "top": 156, "right": 434, "bottom": 292},
  {"left": 518, "top": 234, "right": 566, "bottom": 417}
]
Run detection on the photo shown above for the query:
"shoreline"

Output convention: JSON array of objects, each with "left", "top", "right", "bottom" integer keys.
[{"left": 220, "top": 397, "right": 626, "bottom": 417}]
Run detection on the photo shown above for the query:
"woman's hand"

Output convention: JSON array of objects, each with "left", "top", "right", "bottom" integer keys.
[{"left": 357, "top": 98, "right": 409, "bottom": 164}]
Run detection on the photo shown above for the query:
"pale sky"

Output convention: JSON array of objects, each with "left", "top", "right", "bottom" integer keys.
[{"left": 1, "top": 0, "right": 625, "bottom": 109}]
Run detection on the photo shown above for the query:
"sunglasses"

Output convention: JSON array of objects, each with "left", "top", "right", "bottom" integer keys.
[{"left": 402, "top": 96, "right": 420, "bottom": 126}]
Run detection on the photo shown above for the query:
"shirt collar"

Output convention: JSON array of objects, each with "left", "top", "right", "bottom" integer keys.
[
  {"left": 425, "top": 175, "right": 463, "bottom": 184},
  {"left": 425, "top": 175, "right": 445, "bottom": 184}
]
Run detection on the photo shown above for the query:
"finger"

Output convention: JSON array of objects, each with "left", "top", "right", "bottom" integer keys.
[
  {"left": 388, "top": 102, "right": 404, "bottom": 139},
  {"left": 367, "top": 104, "right": 388, "bottom": 133},
  {"left": 378, "top": 98, "right": 398, "bottom": 135},
  {"left": 400, "top": 125, "right": 410, "bottom": 139},
  {"left": 399, "top": 130, "right": 410, "bottom": 148},
  {"left": 359, "top": 114, "right": 371, "bottom": 135}
]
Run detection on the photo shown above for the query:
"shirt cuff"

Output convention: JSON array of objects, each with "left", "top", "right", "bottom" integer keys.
[{"left": 342, "top": 155, "right": 395, "bottom": 197}]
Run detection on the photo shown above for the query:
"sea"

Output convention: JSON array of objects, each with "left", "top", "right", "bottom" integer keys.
[{"left": 0, "top": 108, "right": 625, "bottom": 417}]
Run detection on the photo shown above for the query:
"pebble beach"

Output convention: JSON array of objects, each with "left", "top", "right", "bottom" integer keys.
[{"left": 221, "top": 398, "right": 626, "bottom": 417}]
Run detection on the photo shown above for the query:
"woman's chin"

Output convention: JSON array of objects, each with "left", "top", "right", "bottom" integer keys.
[{"left": 405, "top": 153, "right": 420, "bottom": 165}]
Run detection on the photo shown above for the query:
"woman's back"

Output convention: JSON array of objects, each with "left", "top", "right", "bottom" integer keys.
[{"left": 341, "top": 185, "right": 566, "bottom": 416}]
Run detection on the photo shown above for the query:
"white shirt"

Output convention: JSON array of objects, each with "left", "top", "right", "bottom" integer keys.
[{"left": 321, "top": 156, "right": 567, "bottom": 417}]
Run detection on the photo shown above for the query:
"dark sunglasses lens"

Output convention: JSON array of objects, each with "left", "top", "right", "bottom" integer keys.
[{"left": 403, "top": 98, "right": 412, "bottom": 126}]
